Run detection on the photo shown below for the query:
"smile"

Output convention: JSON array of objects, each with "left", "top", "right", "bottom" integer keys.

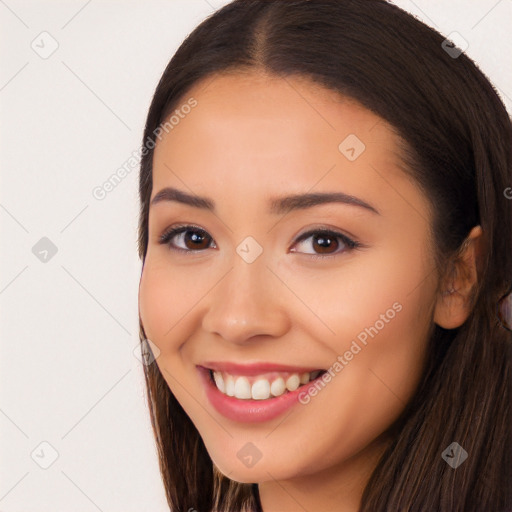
[
  {"left": 210, "top": 369, "right": 325, "bottom": 400},
  {"left": 197, "top": 363, "right": 328, "bottom": 423}
]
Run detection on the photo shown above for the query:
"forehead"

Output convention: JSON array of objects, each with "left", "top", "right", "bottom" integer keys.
[
  {"left": 155, "top": 71, "right": 391, "bottom": 159},
  {"left": 151, "top": 72, "right": 426, "bottom": 220}
]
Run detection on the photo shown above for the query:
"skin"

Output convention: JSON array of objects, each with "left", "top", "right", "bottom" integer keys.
[{"left": 138, "top": 71, "right": 481, "bottom": 511}]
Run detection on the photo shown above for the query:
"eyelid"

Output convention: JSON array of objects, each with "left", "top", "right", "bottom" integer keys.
[{"left": 292, "top": 226, "right": 357, "bottom": 245}]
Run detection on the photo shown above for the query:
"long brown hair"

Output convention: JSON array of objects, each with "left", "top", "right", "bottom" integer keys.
[{"left": 137, "top": 1, "right": 512, "bottom": 510}]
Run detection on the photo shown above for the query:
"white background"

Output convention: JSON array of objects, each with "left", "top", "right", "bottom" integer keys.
[{"left": 1, "top": 1, "right": 511, "bottom": 510}]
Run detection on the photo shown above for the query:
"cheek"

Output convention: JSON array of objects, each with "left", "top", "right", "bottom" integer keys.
[
  {"left": 281, "top": 279, "right": 433, "bottom": 477},
  {"left": 324, "top": 247, "right": 433, "bottom": 413},
  {"left": 138, "top": 259, "right": 186, "bottom": 346},
  {"left": 138, "top": 256, "right": 220, "bottom": 358},
  {"left": 289, "top": 244, "right": 434, "bottom": 409},
  {"left": 138, "top": 261, "right": 200, "bottom": 402},
  {"left": 313, "top": 239, "right": 435, "bottom": 344}
]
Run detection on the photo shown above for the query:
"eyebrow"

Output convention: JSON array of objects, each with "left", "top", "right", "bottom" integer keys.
[{"left": 150, "top": 187, "right": 379, "bottom": 215}]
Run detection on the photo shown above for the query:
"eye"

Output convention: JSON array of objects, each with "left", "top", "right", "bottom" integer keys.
[
  {"left": 290, "top": 229, "right": 360, "bottom": 258},
  {"left": 159, "top": 225, "right": 216, "bottom": 253},
  {"left": 158, "top": 225, "right": 361, "bottom": 258}
]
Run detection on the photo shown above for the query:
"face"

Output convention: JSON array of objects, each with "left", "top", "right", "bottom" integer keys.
[{"left": 138, "top": 72, "right": 439, "bottom": 485}]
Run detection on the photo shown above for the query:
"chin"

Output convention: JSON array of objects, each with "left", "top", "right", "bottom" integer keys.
[{"left": 210, "top": 449, "right": 310, "bottom": 484}]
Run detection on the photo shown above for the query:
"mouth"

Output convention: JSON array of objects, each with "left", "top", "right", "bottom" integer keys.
[
  {"left": 207, "top": 368, "right": 327, "bottom": 400},
  {"left": 197, "top": 363, "right": 328, "bottom": 423}
]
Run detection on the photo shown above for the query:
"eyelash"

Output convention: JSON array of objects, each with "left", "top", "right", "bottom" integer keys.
[{"left": 158, "top": 224, "right": 362, "bottom": 260}]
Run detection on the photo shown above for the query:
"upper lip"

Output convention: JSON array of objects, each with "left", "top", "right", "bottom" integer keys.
[{"left": 199, "top": 361, "right": 325, "bottom": 376}]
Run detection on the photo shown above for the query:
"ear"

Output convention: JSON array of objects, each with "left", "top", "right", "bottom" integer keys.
[{"left": 433, "top": 225, "right": 483, "bottom": 329}]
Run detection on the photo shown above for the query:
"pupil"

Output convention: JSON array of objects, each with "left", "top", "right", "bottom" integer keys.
[
  {"left": 313, "top": 234, "right": 338, "bottom": 253},
  {"left": 185, "top": 230, "right": 209, "bottom": 250}
]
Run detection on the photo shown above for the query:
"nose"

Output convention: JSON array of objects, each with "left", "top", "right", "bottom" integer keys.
[{"left": 201, "top": 254, "right": 291, "bottom": 345}]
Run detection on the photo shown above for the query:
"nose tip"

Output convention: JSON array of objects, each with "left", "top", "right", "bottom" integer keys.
[{"left": 201, "top": 261, "right": 291, "bottom": 345}]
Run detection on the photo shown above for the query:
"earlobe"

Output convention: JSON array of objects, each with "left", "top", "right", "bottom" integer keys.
[{"left": 433, "top": 225, "right": 483, "bottom": 329}]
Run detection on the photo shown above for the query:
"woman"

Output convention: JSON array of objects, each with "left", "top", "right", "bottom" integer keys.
[{"left": 137, "top": 1, "right": 512, "bottom": 510}]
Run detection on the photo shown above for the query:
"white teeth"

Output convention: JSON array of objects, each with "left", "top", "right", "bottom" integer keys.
[
  {"left": 211, "top": 370, "right": 323, "bottom": 400},
  {"left": 270, "top": 377, "right": 286, "bottom": 397},
  {"left": 225, "top": 375, "right": 235, "bottom": 397},
  {"left": 234, "top": 376, "right": 252, "bottom": 399},
  {"left": 285, "top": 374, "right": 300, "bottom": 391},
  {"left": 213, "top": 372, "right": 225, "bottom": 394},
  {"left": 251, "top": 379, "right": 271, "bottom": 400}
]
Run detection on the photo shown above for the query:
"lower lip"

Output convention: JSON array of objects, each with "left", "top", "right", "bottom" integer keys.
[{"left": 197, "top": 366, "right": 323, "bottom": 423}]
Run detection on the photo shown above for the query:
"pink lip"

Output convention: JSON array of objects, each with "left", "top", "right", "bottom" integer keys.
[
  {"left": 197, "top": 365, "right": 325, "bottom": 423},
  {"left": 200, "top": 361, "right": 324, "bottom": 376}
]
